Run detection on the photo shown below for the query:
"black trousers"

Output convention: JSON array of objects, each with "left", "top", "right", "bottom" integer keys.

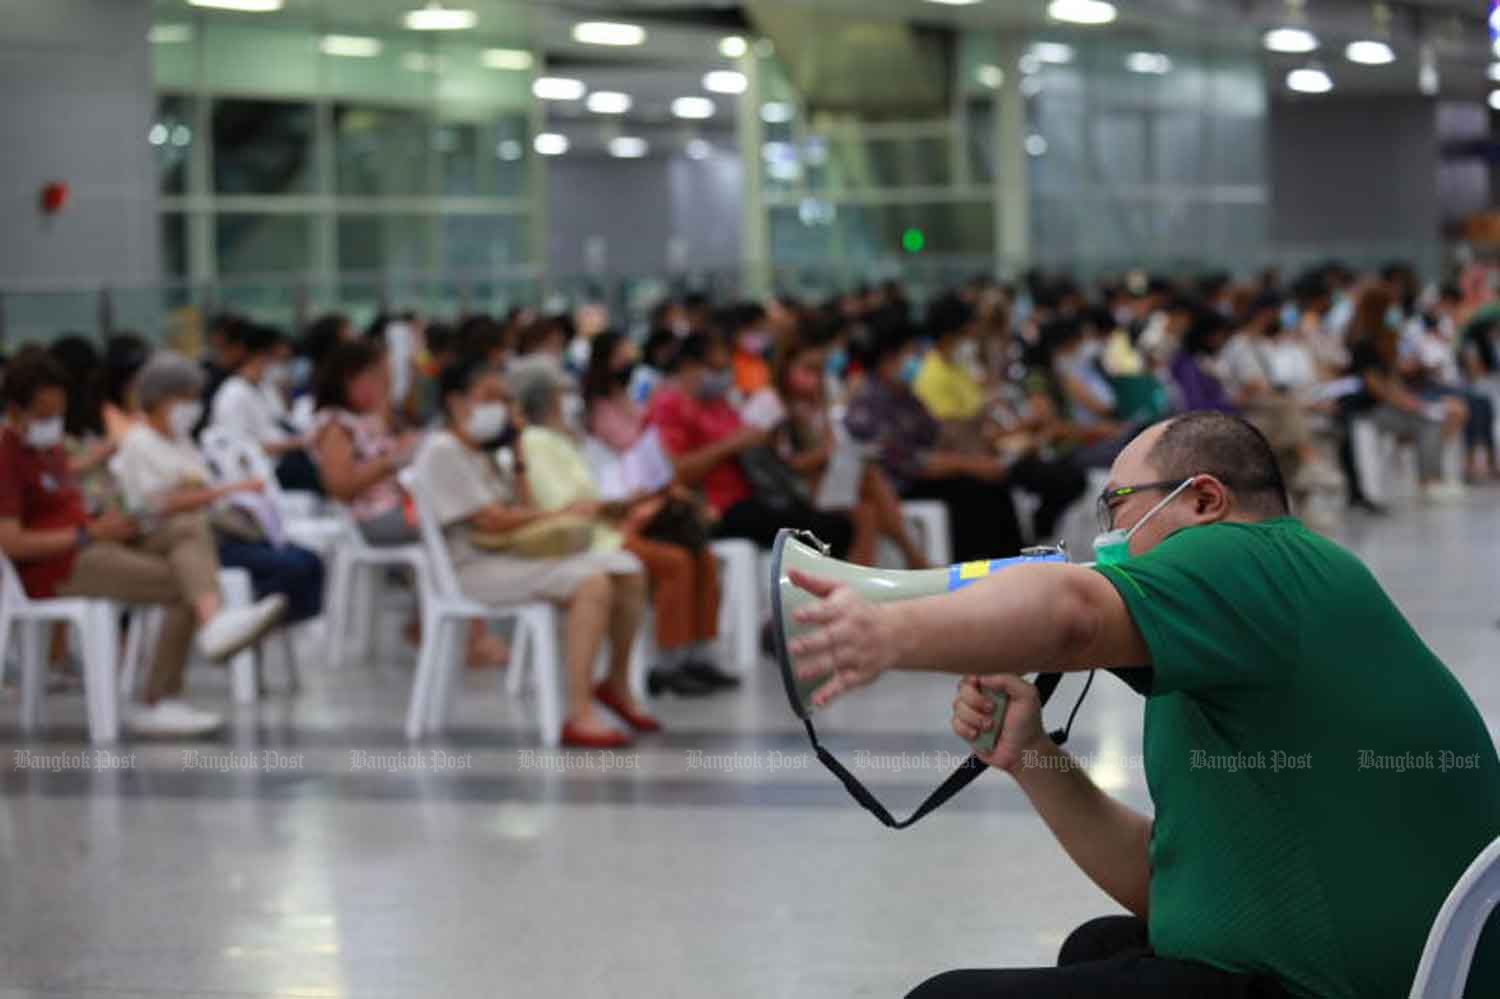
[
  {"left": 906, "top": 916, "right": 1291, "bottom": 999},
  {"left": 713, "top": 496, "right": 855, "bottom": 559},
  {"left": 903, "top": 475, "right": 1023, "bottom": 562},
  {"left": 1008, "top": 454, "right": 1089, "bottom": 543}
]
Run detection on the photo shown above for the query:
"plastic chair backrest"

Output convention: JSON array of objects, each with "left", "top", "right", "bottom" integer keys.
[
  {"left": 0, "top": 549, "right": 33, "bottom": 609},
  {"left": 1411, "top": 834, "right": 1500, "bottom": 998},
  {"left": 397, "top": 466, "right": 464, "bottom": 600},
  {"left": 201, "top": 427, "right": 285, "bottom": 504}
]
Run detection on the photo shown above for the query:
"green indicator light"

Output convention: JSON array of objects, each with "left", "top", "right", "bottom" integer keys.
[{"left": 902, "top": 227, "right": 926, "bottom": 253}]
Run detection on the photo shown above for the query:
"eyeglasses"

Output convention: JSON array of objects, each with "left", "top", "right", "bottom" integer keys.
[{"left": 1095, "top": 480, "right": 1185, "bottom": 533}]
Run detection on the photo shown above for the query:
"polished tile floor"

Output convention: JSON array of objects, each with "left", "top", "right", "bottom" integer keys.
[{"left": 1, "top": 496, "right": 1498, "bottom": 998}]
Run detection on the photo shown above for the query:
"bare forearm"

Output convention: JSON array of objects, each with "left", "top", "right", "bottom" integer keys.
[
  {"left": 1012, "top": 739, "right": 1152, "bottom": 917},
  {"left": 674, "top": 437, "right": 746, "bottom": 485},
  {"left": 0, "top": 526, "right": 77, "bottom": 561}
]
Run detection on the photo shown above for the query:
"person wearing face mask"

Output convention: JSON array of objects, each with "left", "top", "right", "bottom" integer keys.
[
  {"left": 912, "top": 294, "right": 985, "bottom": 422},
  {"left": 117, "top": 353, "right": 324, "bottom": 627},
  {"left": 728, "top": 303, "right": 774, "bottom": 397},
  {"left": 645, "top": 332, "right": 855, "bottom": 557},
  {"left": 412, "top": 358, "right": 652, "bottom": 747},
  {"left": 844, "top": 317, "right": 1024, "bottom": 561},
  {"left": 0, "top": 349, "right": 288, "bottom": 736},
  {"left": 786, "top": 411, "right": 1500, "bottom": 999},
  {"left": 209, "top": 323, "right": 320, "bottom": 494}
]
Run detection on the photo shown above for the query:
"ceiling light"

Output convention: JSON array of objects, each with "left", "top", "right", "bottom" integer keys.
[
  {"left": 1025, "top": 134, "right": 1048, "bottom": 156},
  {"left": 1287, "top": 66, "right": 1333, "bottom": 93},
  {"left": 481, "top": 48, "right": 533, "bottom": 71},
  {"left": 149, "top": 24, "right": 193, "bottom": 44},
  {"left": 1031, "top": 42, "right": 1075, "bottom": 64},
  {"left": 1125, "top": 51, "right": 1171, "bottom": 74},
  {"left": 532, "top": 77, "right": 586, "bottom": 101},
  {"left": 686, "top": 139, "right": 713, "bottom": 160},
  {"left": 1264, "top": 28, "right": 1318, "bottom": 54},
  {"left": 719, "top": 35, "right": 748, "bottom": 58},
  {"left": 977, "top": 64, "right": 1004, "bottom": 88},
  {"left": 672, "top": 96, "right": 716, "bottom": 119},
  {"left": 704, "top": 70, "right": 748, "bottom": 94},
  {"left": 496, "top": 140, "right": 523, "bottom": 161},
  {"left": 187, "top": 0, "right": 282, "bottom": 10},
  {"left": 1345, "top": 40, "right": 1394, "bottom": 65},
  {"left": 1489, "top": 64, "right": 1500, "bottom": 83},
  {"left": 1489, "top": 90, "right": 1500, "bottom": 111},
  {"left": 1420, "top": 44, "right": 1439, "bottom": 96},
  {"left": 403, "top": 3, "right": 476, "bottom": 31},
  {"left": 148, "top": 124, "right": 168, "bottom": 146},
  {"left": 533, "top": 133, "right": 569, "bottom": 156},
  {"left": 761, "top": 102, "right": 793, "bottom": 124},
  {"left": 1047, "top": 0, "right": 1116, "bottom": 25},
  {"left": 572, "top": 21, "right": 645, "bottom": 47},
  {"left": 320, "top": 35, "right": 382, "bottom": 58},
  {"left": 586, "top": 91, "right": 632, "bottom": 114},
  {"left": 609, "top": 136, "right": 649, "bottom": 159}
]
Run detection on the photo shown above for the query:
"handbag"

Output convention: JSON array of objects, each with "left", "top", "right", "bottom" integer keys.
[
  {"left": 640, "top": 497, "right": 710, "bottom": 550},
  {"left": 470, "top": 514, "right": 594, "bottom": 558},
  {"left": 738, "top": 446, "right": 812, "bottom": 511}
]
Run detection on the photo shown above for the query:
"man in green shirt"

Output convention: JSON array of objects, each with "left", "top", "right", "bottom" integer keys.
[{"left": 787, "top": 410, "right": 1500, "bottom": 998}]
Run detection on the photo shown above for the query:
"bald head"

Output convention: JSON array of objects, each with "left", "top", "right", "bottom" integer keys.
[{"left": 1114, "top": 411, "right": 1289, "bottom": 520}]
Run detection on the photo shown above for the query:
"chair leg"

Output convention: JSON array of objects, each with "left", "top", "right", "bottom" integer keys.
[
  {"left": 351, "top": 566, "right": 374, "bottom": 662},
  {"left": 324, "top": 549, "right": 352, "bottom": 670},
  {"left": 732, "top": 556, "right": 759, "bottom": 672},
  {"left": 230, "top": 641, "right": 258, "bottom": 706},
  {"left": 529, "top": 611, "right": 563, "bottom": 747},
  {"left": 404, "top": 610, "right": 446, "bottom": 740},
  {"left": 426, "top": 618, "right": 462, "bottom": 732},
  {"left": 19, "top": 620, "right": 45, "bottom": 733},
  {"left": 505, "top": 618, "right": 528, "bottom": 697},
  {"left": 84, "top": 604, "right": 120, "bottom": 744},
  {"left": 280, "top": 627, "right": 301, "bottom": 694}
]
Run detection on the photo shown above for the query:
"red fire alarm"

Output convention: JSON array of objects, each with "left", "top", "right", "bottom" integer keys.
[{"left": 39, "top": 181, "right": 69, "bottom": 215}]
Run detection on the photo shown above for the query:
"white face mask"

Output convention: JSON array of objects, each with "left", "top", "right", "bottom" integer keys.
[
  {"left": 465, "top": 401, "right": 509, "bottom": 442},
  {"left": 168, "top": 400, "right": 203, "bottom": 440},
  {"left": 263, "top": 362, "right": 292, "bottom": 390},
  {"left": 24, "top": 417, "right": 64, "bottom": 449}
]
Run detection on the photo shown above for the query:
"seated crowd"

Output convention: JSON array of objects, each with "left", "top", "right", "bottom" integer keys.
[{"left": 1, "top": 258, "right": 1495, "bottom": 741}]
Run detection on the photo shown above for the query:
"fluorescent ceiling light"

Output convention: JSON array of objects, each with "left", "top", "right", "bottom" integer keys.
[
  {"left": 761, "top": 102, "right": 793, "bottom": 124},
  {"left": 1025, "top": 134, "right": 1048, "bottom": 156},
  {"left": 977, "top": 64, "right": 1004, "bottom": 88},
  {"left": 1489, "top": 90, "right": 1500, "bottom": 111},
  {"left": 609, "top": 136, "right": 649, "bottom": 159},
  {"left": 1125, "top": 51, "right": 1171, "bottom": 74},
  {"left": 149, "top": 124, "right": 168, "bottom": 146},
  {"left": 533, "top": 133, "right": 569, "bottom": 156},
  {"left": 572, "top": 21, "right": 645, "bottom": 47},
  {"left": 149, "top": 24, "right": 193, "bottom": 44},
  {"left": 403, "top": 4, "right": 476, "bottom": 31},
  {"left": 1047, "top": 0, "right": 1116, "bottom": 25},
  {"left": 496, "top": 140, "right": 523, "bottom": 161},
  {"left": 1345, "top": 40, "right": 1394, "bottom": 65},
  {"left": 1264, "top": 28, "right": 1318, "bottom": 54},
  {"left": 1287, "top": 67, "right": 1333, "bottom": 93},
  {"left": 719, "top": 35, "right": 748, "bottom": 58},
  {"left": 480, "top": 48, "right": 533, "bottom": 71},
  {"left": 686, "top": 139, "right": 713, "bottom": 160},
  {"left": 1031, "top": 42, "right": 1074, "bottom": 64},
  {"left": 672, "top": 96, "right": 716, "bottom": 119},
  {"left": 1489, "top": 64, "right": 1500, "bottom": 83},
  {"left": 321, "top": 35, "right": 382, "bottom": 58},
  {"left": 532, "top": 77, "right": 586, "bottom": 101},
  {"left": 187, "top": 0, "right": 282, "bottom": 9},
  {"left": 586, "top": 91, "right": 632, "bottom": 114},
  {"left": 703, "top": 70, "right": 748, "bottom": 94}
]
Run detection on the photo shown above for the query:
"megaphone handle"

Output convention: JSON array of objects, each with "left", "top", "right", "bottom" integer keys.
[{"left": 969, "top": 690, "right": 1007, "bottom": 754}]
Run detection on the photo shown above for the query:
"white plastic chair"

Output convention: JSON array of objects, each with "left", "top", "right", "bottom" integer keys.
[
  {"left": 1410, "top": 834, "right": 1500, "bottom": 997},
  {"left": 117, "top": 567, "right": 295, "bottom": 705},
  {"left": 397, "top": 467, "right": 564, "bottom": 745},
  {"left": 898, "top": 500, "right": 953, "bottom": 567},
  {"left": 0, "top": 553, "right": 126, "bottom": 744},
  {"left": 323, "top": 508, "right": 427, "bottom": 670},
  {"left": 710, "top": 538, "right": 762, "bottom": 671},
  {"left": 199, "top": 427, "right": 342, "bottom": 552}
]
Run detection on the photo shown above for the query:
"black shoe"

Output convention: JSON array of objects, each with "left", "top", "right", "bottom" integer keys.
[
  {"left": 681, "top": 660, "right": 742, "bottom": 690},
  {"left": 646, "top": 667, "right": 716, "bottom": 698},
  {"left": 1349, "top": 497, "right": 1389, "bottom": 516}
]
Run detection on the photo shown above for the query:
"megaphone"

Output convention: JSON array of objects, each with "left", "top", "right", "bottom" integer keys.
[{"left": 767, "top": 528, "right": 1075, "bottom": 829}]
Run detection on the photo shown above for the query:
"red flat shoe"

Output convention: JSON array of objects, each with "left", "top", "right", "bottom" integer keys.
[
  {"left": 560, "top": 720, "right": 633, "bottom": 749},
  {"left": 594, "top": 683, "right": 663, "bottom": 734}
]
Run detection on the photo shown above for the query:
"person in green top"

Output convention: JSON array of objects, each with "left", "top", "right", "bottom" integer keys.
[{"left": 786, "top": 410, "right": 1500, "bottom": 998}]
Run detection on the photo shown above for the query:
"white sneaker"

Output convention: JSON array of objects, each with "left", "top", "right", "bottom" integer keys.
[
  {"left": 1422, "top": 481, "right": 1467, "bottom": 505},
  {"left": 125, "top": 698, "right": 223, "bottom": 737},
  {"left": 197, "top": 594, "right": 287, "bottom": 662}
]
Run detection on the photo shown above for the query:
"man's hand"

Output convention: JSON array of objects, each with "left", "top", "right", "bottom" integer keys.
[
  {"left": 951, "top": 674, "right": 1051, "bottom": 773},
  {"left": 788, "top": 569, "right": 900, "bottom": 708},
  {"left": 87, "top": 510, "right": 139, "bottom": 544}
]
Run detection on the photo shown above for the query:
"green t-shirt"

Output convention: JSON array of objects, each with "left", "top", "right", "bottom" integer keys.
[{"left": 1095, "top": 517, "right": 1500, "bottom": 998}]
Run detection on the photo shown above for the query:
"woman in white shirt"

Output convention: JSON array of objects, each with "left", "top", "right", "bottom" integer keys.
[
  {"left": 209, "top": 323, "right": 321, "bottom": 493},
  {"left": 411, "top": 357, "right": 652, "bottom": 749}
]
